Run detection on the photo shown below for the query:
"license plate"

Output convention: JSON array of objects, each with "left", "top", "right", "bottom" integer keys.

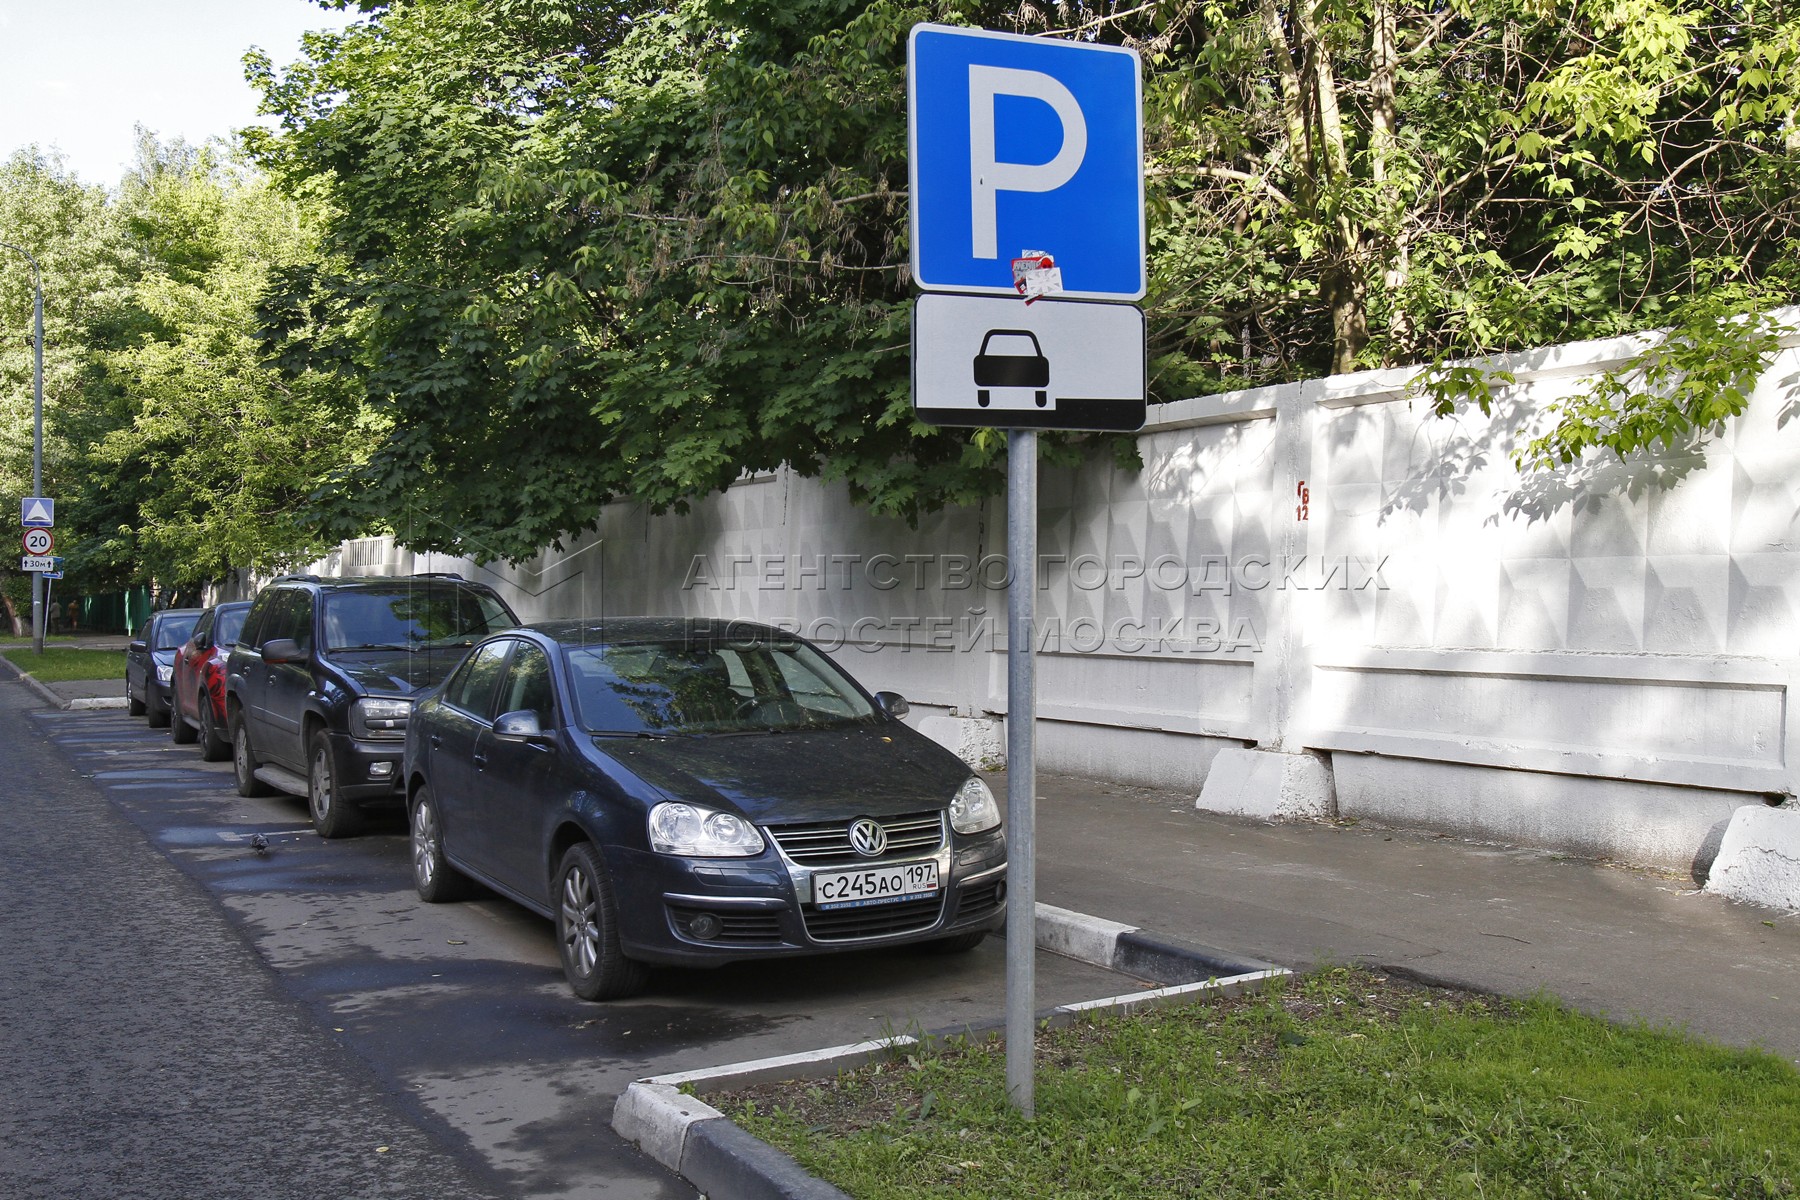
[{"left": 813, "top": 861, "right": 939, "bottom": 910}]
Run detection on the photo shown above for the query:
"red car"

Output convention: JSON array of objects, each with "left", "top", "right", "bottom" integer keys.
[{"left": 170, "top": 601, "right": 253, "bottom": 760}]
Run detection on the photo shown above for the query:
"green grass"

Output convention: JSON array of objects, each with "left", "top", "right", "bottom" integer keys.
[
  {"left": 0, "top": 646, "right": 126, "bottom": 682},
  {"left": 721, "top": 968, "right": 1800, "bottom": 1200}
]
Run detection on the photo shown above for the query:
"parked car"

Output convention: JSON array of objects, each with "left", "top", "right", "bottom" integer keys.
[
  {"left": 125, "top": 608, "right": 205, "bottom": 727},
  {"left": 169, "top": 600, "right": 254, "bottom": 760},
  {"left": 225, "top": 574, "right": 519, "bottom": 838},
  {"left": 401, "top": 618, "right": 1009, "bottom": 1001}
]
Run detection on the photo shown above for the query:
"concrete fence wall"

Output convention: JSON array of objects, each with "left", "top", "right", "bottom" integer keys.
[{"left": 311, "top": 315, "right": 1800, "bottom": 877}]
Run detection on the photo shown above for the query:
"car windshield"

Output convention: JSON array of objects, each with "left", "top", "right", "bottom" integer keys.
[
  {"left": 322, "top": 588, "right": 513, "bottom": 652},
  {"left": 153, "top": 613, "right": 200, "bottom": 650},
  {"left": 565, "top": 637, "right": 877, "bottom": 735},
  {"left": 216, "top": 606, "right": 248, "bottom": 648}
]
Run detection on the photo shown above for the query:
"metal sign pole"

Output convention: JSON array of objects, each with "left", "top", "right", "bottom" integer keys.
[{"left": 1004, "top": 427, "right": 1038, "bottom": 1116}]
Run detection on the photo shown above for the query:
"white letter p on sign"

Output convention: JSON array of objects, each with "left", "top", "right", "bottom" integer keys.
[{"left": 967, "top": 65, "right": 1087, "bottom": 260}]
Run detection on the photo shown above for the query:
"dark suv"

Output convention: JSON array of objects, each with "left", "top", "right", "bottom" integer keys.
[{"left": 225, "top": 574, "right": 519, "bottom": 838}]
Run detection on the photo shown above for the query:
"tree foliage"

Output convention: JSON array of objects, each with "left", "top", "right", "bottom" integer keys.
[
  {"left": 0, "top": 137, "right": 364, "bottom": 608},
  {"left": 244, "top": 0, "right": 1800, "bottom": 564}
]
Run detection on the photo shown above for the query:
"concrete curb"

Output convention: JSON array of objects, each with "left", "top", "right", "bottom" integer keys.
[{"left": 612, "top": 904, "right": 1289, "bottom": 1200}]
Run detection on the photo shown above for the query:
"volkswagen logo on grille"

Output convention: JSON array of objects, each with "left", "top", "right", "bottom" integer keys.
[{"left": 848, "top": 817, "right": 888, "bottom": 858}]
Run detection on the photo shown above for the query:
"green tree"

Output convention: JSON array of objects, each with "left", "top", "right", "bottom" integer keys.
[
  {"left": 90, "top": 139, "right": 364, "bottom": 586},
  {"left": 248, "top": 0, "right": 1800, "bottom": 568},
  {"left": 0, "top": 148, "right": 130, "bottom": 631}
]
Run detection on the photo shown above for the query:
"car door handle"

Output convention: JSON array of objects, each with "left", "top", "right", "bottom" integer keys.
[
  {"left": 429, "top": 735, "right": 442, "bottom": 748},
  {"left": 472, "top": 753, "right": 488, "bottom": 770}
]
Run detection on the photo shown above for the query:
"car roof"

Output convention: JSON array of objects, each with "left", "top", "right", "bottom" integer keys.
[
  {"left": 523, "top": 618, "right": 801, "bottom": 646},
  {"left": 150, "top": 608, "right": 206, "bottom": 620}
]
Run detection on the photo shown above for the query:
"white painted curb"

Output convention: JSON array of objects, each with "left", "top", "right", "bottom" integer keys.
[{"left": 612, "top": 904, "right": 1288, "bottom": 1200}]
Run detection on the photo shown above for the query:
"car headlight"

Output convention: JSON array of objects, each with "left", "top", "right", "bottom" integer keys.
[
  {"left": 155, "top": 662, "right": 174, "bottom": 684},
  {"left": 949, "top": 777, "right": 1001, "bottom": 835},
  {"left": 648, "top": 802, "right": 765, "bottom": 857},
  {"left": 351, "top": 697, "right": 412, "bottom": 740}
]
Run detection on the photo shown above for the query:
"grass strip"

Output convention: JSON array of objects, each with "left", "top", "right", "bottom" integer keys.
[
  {"left": 721, "top": 967, "right": 1800, "bottom": 1200},
  {"left": 0, "top": 647, "right": 127, "bottom": 682}
]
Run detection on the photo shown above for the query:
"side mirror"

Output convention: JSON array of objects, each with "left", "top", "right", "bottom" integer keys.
[
  {"left": 192, "top": 631, "right": 212, "bottom": 652},
  {"left": 874, "top": 691, "right": 910, "bottom": 719},
  {"left": 127, "top": 639, "right": 147, "bottom": 655},
  {"left": 259, "top": 638, "right": 302, "bottom": 665},
  {"left": 494, "top": 709, "right": 554, "bottom": 745}
]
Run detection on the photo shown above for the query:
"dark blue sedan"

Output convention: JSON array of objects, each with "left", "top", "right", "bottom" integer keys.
[{"left": 402, "top": 618, "right": 1008, "bottom": 1000}]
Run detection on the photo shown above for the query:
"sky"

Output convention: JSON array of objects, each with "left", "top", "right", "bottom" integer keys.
[{"left": 0, "top": 0, "right": 359, "bottom": 187}]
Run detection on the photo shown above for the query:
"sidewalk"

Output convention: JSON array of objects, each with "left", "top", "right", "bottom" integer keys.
[
  {"left": 1025, "top": 771, "right": 1800, "bottom": 1063},
  {"left": 0, "top": 636, "right": 130, "bottom": 709}
]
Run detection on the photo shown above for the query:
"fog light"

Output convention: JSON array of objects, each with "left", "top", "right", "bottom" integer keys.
[
  {"left": 368, "top": 761, "right": 394, "bottom": 778},
  {"left": 688, "top": 913, "right": 722, "bottom": 941},
  {"left": 995, "top": 882, "right": 1007, "bottom": 906}
]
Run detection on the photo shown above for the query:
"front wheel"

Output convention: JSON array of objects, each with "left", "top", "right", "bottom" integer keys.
[
  {"left": 921, "top": 930, "right": 989, "bottom": 954},
  {"left": 411, "top": 786, "right": 471, "bottom": 903},
  {"left": 231, "top": 710, "right": 271, "bottom": 797},
  {"left": 169, "top": 697, "right": 197, "bottom": 745},
  {"left": 145, "top": 686, "right": 171, "bottom": 729},
  {"left": 197, "top": 695, "right": 229, "bottom": 762},
  {"left": 308, "top": 731, "right": 364, "bottom": 839},
  {"left": 554, "top": 843, "right": 648, "bottom": 1002}
]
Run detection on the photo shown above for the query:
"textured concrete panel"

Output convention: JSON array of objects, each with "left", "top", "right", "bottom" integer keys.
[{"left": 1333, "top": 754, "right": 1745, "bottom": 871}]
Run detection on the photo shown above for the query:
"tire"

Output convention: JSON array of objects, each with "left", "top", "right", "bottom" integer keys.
[
  {"left": 169, "top": 696, "right": 198, "bottom": 745},
  {"left": 145, "top": 686, "right": 171, "bottom": 729},
  {"left": 230, "top": 709, "right": 272, "bottom": 798},
  {"left": 308, "top": 730, "right": 364, "bottom": 839},
  {"left": 126, "top": 675, "right": 145, "bottom": 717},
  {"left": 410, "top": 786, "right": 472, "bottom": 903},
  {"left": 198, "top": 696, "right": 230, "bottom": 762},
  {"left": 554, "top": 843, "right": 648, "bottom": 1001},
  {"left": 922, "top": 930, "right": 990, "bottom": 954}
]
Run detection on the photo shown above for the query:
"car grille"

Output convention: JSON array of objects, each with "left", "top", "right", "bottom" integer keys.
[
  {"left": 668, "top": 905, "right": 784, "bottom": 945},
  {"left": 955, "top": 878, "right": 1006, "bottom": 923},
  {"left": 765, "top": 811, "right": 944, "bottom": 865},
  {"left": 802, "top": 894, "right": 943, "bottom": 942}
]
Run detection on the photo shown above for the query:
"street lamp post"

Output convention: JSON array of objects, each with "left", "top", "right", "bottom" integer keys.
[{"left": 1, "top": 242, "right": 45, "bottom": 653}]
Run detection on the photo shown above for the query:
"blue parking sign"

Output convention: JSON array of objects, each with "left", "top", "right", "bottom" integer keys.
[{"left": 908, "top": 24, "right": 1144, "bottom": 301}]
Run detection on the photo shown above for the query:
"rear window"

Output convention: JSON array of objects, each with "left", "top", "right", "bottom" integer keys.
[
  {"left": 152, "top": 613, "right": 201, "bottom": 650},
  {"left": 216, "top": 606, "right": 249, "bottom": 648},
  {"left": 321, "top": 587, "right": 514, "bottom": 652}
]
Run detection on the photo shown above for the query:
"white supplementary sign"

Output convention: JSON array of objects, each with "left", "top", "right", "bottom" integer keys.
[
  {"left": 21, "top": 555, "right": 55, "bottom": 572},
  {"left": 21, "top": 497, "right": 53, "bottom": 528},
  {"left": 908, "top": 24, "right": 1144, "bottom": 301},
  {"left": 912, "top": 292, "right": 1145, "bottom": 431}
]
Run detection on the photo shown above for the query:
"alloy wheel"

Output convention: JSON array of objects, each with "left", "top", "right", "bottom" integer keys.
[
  {"left": 412, "top": 801, "right": 438, "bottom": 889},
  {"left": 561, "top": 866, "right": 601, "bottom": 978}
]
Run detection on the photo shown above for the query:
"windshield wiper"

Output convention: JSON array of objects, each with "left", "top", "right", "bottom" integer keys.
[
  {"left": 341, "top": 643, "right": 413, "bottom": 652},
  {"left": 590, "top": 730, "right": 672, "bottom": 740}
]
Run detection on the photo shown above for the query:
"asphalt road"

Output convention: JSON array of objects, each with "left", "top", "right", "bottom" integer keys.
[{"left": 1, "top": 676, "right": 1133, "bottom": 1198}]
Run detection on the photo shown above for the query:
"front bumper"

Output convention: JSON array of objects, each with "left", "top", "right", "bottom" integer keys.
[
  {"left": 608, "top": 829, "right": 1009, "bottom": 967},
  {"left": 326, "top": 729, "right": 407, "bottom": 804}
]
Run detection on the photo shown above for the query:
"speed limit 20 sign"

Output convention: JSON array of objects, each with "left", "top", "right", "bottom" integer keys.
[{"left": 22, "top": 528, "right": 53, "bottom": 556}]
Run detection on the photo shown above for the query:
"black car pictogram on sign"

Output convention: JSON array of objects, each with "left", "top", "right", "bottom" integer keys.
[{"left": 973, "top": 329, "right": 1050, "bottom": 408}]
